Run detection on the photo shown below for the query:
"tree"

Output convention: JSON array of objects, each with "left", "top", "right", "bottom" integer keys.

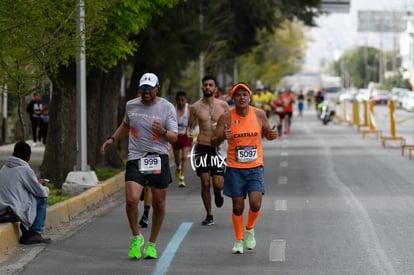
[
  {"left": 333, "top": 46, "right": 381, "bottom": 89},
  {"left": 0, "top": 1, "right": 72, "bottom": 142},
  {"left": 237, "top": 20, "right": 308, "bottom": 88},
  {"left": 381, "top": 73, "right": 412, "bottom": 91},
  {"left": 43, "top": 0, "right": 181, "bottom": 187},
  {"left": 199, "top": 0, "right": 321, "bottom": 76},
  {"left": 124, "top": 0, "right": 203, "bottom": 102},
  {"left": 125, "top": 0, "right": 322, "bottom": 98},
  {"left": 0, "top": 0, "right": 180, "bottom": 187}
]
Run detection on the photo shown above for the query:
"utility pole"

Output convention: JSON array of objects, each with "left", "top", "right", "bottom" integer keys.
[
  {"left": 341, "top": 56, "right": 346, "bottom": 88},
  {"left": 76, "top": 0, "right": 88, "bottom": 171},
  {"left": 379, "top": 31, "right": 384, "bottom": 83},
  {"left": 62, "top": 0, "right": 98, "bottom": 196},
  {"left": 364, "top": 40, "right": 369, "bottom": 88},
  {"left": 392, "top": 10, "right": 397, "bottom": 72}
]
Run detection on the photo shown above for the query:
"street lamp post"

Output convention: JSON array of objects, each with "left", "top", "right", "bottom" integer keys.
[
  {"left": 76, "top": 0, "right": 88, "bottom": 172},
  {"left": 62, "top": 0, "right": 98, "bottom": 196}
]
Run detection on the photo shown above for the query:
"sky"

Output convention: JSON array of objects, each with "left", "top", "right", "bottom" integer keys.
[{"left": 304, "top": 0, "right": 414, "bottom": 71}]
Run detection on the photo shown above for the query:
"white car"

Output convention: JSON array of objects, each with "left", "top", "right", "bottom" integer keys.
[
  {"left": 323, "top": 86, "right": 342, "bottom": 102},
  {"left": 396, "top": 91, "right": 411, "bottom": 108},
  {"left": 355, "top": 89, "right": 371, "bottom": 102},
  {"left": 391, "top": 88, "right": 411, "bottom": 108},
  {"left": 338, "top": 89, "right": 357, "bottom": 102},
  {"left": 402, "top": 92, "right": 414, "bottom": 111}
]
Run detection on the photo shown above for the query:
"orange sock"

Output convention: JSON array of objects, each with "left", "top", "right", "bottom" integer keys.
[
  {"left": 246, "top": 208, "right": 261, "bottom": 230},
  {"left": 232, "top": 213, "right": 244, "bottom": 240}
]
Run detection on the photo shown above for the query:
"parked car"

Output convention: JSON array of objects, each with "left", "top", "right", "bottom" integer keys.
[
  {"left": 402, "top": 92, "right": 414, "bottom": 111},
  {"left": 355, "top": 89, "right": 371, "bottom": 102},
  {"left": 338, "top": 89, "right": 357, "bottom": 102},
  {"left": 323, "top": 86, "right": 342, "bottom": 102},
  {"left": 371, "top": 90, "right": 390, "bottom": 105},
  {"left": 390, "top": 87, "right": 411, "bottom": 108}
]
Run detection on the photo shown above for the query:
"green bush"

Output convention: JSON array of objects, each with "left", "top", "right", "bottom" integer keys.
[
  {"left": 46, "top": 183, "right": 73, "bottom": 206},
  {"left": 381, "top": 73, "right": 412, "bottom": 91},
  {"left": 94, "top": 166, "right": 124, "bottom": 180}
]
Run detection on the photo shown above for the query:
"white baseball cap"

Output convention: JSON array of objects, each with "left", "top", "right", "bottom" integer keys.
[{"left": 139, "top": 73, "right": 159, "bottom": 87}]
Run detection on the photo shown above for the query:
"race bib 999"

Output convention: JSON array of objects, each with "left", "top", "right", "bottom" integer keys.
[{"left": 139, "top": 154, "right": 162, "bottom": 174}]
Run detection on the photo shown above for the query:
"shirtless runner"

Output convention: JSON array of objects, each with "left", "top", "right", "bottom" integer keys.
[{"left": 187, "top": 75, "right": 230, "bottom": 225}]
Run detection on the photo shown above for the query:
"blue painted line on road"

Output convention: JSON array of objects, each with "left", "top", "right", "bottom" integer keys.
[{"left": 152, "top": 222, "right": 193, "bottom": 275}]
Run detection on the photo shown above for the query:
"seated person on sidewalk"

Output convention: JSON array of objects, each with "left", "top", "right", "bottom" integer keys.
[{"left": 0, "top": 141, "right": 51, "bottom": 244}]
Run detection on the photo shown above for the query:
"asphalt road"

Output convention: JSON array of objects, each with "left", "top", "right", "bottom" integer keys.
[{"left": 2, "top": 105, "right": 414, "bottom": 275}]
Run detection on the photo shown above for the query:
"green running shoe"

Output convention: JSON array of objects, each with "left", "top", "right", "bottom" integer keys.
[
  {"left": 175, "top": 168, "right": 181, "bottom": 179},
  {"left": 128, "top": 234, "right": 144, "bottom": 259},
  {"left": 232, "top": 240, "right": 244, "bottom": 254},
  {"left": 245, "top": 228, "right": 256, "bottom": 250},
  {"left": 144, "top": 242, "right": 158, "bottom": 259}
]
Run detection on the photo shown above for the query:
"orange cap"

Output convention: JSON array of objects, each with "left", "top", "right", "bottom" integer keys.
[{"left": 230, "top": 83, "right": 251, "bottom": 96}]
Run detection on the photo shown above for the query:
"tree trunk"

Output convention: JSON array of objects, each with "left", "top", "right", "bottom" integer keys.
[
  {"left": 118, "top": 60, "right": 142, "bottom": 158},
  {"left": 40, "top": 63, "right": 124, "bottom": 188},
  {"left": 87, "top": 64, "right": 123, "bottom": 169},
  {"left": 41, "top": 64, "right": 77, "bottom": 188},
  {"left": 16, "top": 94, "right": 27, "bottom": 141}
]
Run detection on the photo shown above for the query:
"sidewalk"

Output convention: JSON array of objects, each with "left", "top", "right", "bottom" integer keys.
[
  {"left": 0, "top": 142, "right": 125, "bottom": 261},
  {"left": 0, "top": 141, "right": 45, "bottom": 174}
]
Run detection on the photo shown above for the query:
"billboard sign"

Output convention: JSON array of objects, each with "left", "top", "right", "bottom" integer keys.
[
  {"left": 321, "top": 0, "right": 350, "bottom": 13},
  {"left": 358, "top": 10, "right": 407, "bottom": 32}
]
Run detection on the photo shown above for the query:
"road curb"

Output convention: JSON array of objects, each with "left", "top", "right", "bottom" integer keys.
[{"left": 0, "top": 171, "right": 125, "bottom": 262}]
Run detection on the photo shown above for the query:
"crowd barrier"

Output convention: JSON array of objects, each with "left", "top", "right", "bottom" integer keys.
[
  {"left": 336, "top": 98, "right": 414, "bottom": 159},
  {"left": 361, "top": 100, "right": 381, "bottom": 139},
  {"left": 381, "top": 99, "right": 406, "bottom": 149}
]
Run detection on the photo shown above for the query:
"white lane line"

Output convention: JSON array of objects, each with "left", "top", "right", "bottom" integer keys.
[
  {"left": 153, "top": 222, "right": 193, "bottom": 275},
  {"left": 280, "top": 161, "right": 288, "bottom": 168},
  {"left": 275, "top": 200, "right": 287, "bottom": 211},
  {"left": 280, "top": 152, "right": 288, "bottom": 156},
  {"left": 278, "top": 176, "right": 288, "bottom": 185},
  {"left": 269, "top": 239, "right": 286, "bottom": 262}
]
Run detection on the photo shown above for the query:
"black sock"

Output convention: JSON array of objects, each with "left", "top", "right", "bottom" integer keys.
[{"left": 143, "top": 205, "right": 150, "bottom": 217}]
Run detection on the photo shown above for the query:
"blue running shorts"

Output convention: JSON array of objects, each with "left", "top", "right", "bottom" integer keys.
[{"left": 224, "top": 166, "right": 264, "bottom": 198}]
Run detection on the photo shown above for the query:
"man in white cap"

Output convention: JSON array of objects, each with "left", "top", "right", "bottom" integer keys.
[{"left": 101, "top": 72, "right": 178, "bottom": 260}]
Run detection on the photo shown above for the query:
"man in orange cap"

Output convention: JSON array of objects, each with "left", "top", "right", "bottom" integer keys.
[{"left": 212, "top": 82, "right": 277, "bottom": 254}]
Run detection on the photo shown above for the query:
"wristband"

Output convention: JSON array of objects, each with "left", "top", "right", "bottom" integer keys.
[
  {"left": 162, "top": 129, "right": 167, "bottom": 136},
  {"left": 107, "top": 136, "right": 115, "bottom": 143}
]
